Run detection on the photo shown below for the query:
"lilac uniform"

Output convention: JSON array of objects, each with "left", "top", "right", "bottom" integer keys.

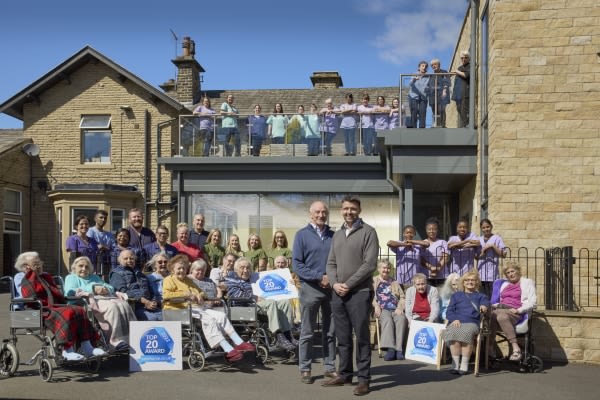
[
  {"left": 66, "top": 235, "right": 99, "bottom": 266},
  {"left": 447, "top": 232, "right": 478, "bottom": 277},
  {"left": 477, "top": 234, "right": 506, "bottom": 282},
  {"left": 420, "top": 239, "right": 449, "bottom": 279},
  {"left": 392, "top": 245, "right": 423, "bottom": 285},
  {"left": 373, "top": 106, "right": 390, "bottom": 131}
]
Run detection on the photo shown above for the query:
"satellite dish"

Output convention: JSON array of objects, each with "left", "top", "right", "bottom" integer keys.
[{"left": 22, "top": 143, "right": 40, "bottom": 157}]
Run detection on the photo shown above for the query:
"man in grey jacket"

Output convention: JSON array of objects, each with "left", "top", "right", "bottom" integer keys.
[{"left": 322, "top": 196, "right": 379, "bottom": 396}]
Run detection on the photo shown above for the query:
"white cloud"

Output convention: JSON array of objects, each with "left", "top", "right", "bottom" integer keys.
[{"left": 359, "top": 0, "right": 468, "bottom": 67}]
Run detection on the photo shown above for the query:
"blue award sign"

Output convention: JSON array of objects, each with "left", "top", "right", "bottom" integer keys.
[
  {"left": 129, "top": 321, "right": 182, "bottom": 371},
  {"left": 251, "top": 269, "right": 298, "bottom": 301},
  {"left": 410, "top": 326, "right": 438, "bottom": 358},
  {"left": 405, "top": 320, "right": 445, "bottom": 365}
]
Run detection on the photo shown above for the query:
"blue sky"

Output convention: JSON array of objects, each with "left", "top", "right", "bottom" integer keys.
[{"left": 0, "top": 0, "right": 468, "bottom": 128}]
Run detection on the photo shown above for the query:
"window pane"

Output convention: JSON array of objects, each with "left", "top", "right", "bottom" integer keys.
[
  {"left": 4, "top": 219, "right": 21, "bottom": 233},
  {"left": 80, "top": 115, "right": 111, "bottom": 129},
  {"left": 71, "top": 208, "right": 97, "bottom": 234},
  {"left": 4, "top": 189, "right": 21, "bottom": 214},
  {"left": 83, "top": 131, "right": 111, "bottom": 163},
  {"left": 3, "top": 232, "right": 21, "bottom": 275},
  {"left": 111, "top": 209, "right": 125, "bottom": 232}
]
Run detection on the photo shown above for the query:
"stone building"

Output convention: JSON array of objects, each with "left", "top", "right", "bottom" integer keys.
[
  {"left": 0, "top": 130, "right": 31, "bottom": 276},
  {"left": 450, "top": 0, "right": 600, "bottom": 364}
]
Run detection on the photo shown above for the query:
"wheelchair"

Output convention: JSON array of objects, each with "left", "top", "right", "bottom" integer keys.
[
  {"left": 162, "top": 298, "right": 266, "bottom": 371},
  {"left": 0, "top": 275, "right": 107, "bottom": 381},
  {"left": 487, "top": 309, "right": 544, "bottom": 373},
  {"left": 227, "top": 297, "right": 296, "bottom": 364}
]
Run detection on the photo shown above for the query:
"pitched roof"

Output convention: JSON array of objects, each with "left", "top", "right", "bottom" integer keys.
[
  {"left": 0, "top": 129, "right": 28, "bottom": 155},
  {"left": 0, "top": 46, "right": 186, "bottom": 120}
]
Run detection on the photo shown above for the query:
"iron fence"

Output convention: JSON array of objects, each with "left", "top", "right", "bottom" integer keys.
[{"left": 378, "top": 246, "right": 600, "bottom": 312}]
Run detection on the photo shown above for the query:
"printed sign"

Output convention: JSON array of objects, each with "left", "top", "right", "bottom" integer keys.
[
  {"left": 405, "top": 320, "right": 445, "bottom": 365},
  {"left": 129, "top": 321, "right": 182, "bottom": 371},
  {"left": 251, "top": 269, "right": 298, "bottom": 301}
]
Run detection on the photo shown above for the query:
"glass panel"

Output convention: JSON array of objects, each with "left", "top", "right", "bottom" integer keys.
[
  {"left": 4, "top": 219, "right": 21, "bottom": 232},
  {"left": 83, "top": 131, "right": 111, "bottom": 163},
  {"left": 70, "top": 208, "right": 97, "bottom": 234},
  {"left": 80, "top": 115, "right": 111, "bottom": 129},
  {"left": 4, "top": 189, "right": 21, "bottom": 214},
  {"left": 190, "top": 193, "right": 398, "bottom": 258},
  {"left": 190, "top": 194, "right": 259, "bottom": 247},
  {"left": 3, "top": 232, "right": 21, "bottom": 275},
  {"left": 111, "top": 208, "right": 125, "bottom": 233}
]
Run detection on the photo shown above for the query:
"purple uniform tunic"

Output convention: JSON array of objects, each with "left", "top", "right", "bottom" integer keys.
[
  {"left": 477, "top": 234, "right": 506, "bottom": 282},
  {"left": 420, "top": 239, "right": 448, "bottom": 279},
  {"left": 393, "top": 245, "right": 423, "bottom": 285},
  {"left": 447, "top": 232, "right": 479, "bottom": 277}
]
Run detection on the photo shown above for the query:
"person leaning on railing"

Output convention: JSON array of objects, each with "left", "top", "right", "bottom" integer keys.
[
  {"left": 407, "top": 61, "right": 431, "bottom": 129},
  {"left": 319, "top": 99, "right": 338, "bottom": 156},
  {"left": 248, "top": 104, "right": 267, "bottom": 156},
  {"left": 192, "top": 97, "right": 216, "bottom": 157},
  {"left": 429, "top": 58, "right": 451, "bottom": 128},
  {"left": 267, "top": 102, "right": 288, "bottom": 144}
]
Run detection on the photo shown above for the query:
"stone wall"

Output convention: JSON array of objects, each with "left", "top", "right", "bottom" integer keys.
[
  {"left": 485, "top": 0, "right": 600, "bottom": 250},
  {"left": 22, "top": 60, "right": 178, "bottom": 266},
  {"left": 529, "top": 311, "right": 600, "bottom": 364}
]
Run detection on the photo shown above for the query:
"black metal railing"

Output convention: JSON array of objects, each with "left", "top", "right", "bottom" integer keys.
[{"left": 377, "top": 245, "right": 600, "bottom": 311}]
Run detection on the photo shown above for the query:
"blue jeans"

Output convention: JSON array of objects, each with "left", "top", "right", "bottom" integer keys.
[
  {"left": 362, "top": 127, "right": 375, "bottom": 155},
  {"left": 323, "top": 131, "right": 335, "bottom": 155},
  {"left": 343, "top": 128, "right": 356, "bottom": 154},
  {"left": 223, "top": 127, "right": 241, "bottom": 156},
  {"left": 299, "top": 283, "right": 336, "bottom": 373},
  {"left": 409, "top": 98, "right": 428, "bottom": 128},
  {"left": 271, "top": 136, "right": 284, "bottom": 144},
  {"left": 305, "top": 138, "right": 320, "bottom": 156},
  {"left": 250, "top": 135, "right": 263, "bottom": 156}
]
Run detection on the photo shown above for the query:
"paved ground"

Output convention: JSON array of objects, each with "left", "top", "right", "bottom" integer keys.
[{"left": 1, "top": 292, "right": 598, "bottom": 400}]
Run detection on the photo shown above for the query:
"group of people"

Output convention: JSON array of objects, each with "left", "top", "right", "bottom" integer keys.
[
  {"left": 13, "top": 197, "right": 534, "bottom": 396},
  {"left": 407, "top": 52, "right": 471, "bottom": 129},
  {"left": 190, "top": 93, "right": 405, "bottom": 157}
]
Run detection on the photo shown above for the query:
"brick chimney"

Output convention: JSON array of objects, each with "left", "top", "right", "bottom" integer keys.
[
  {"left": 310, "top": 71, "right": 343, "bottom": 89},
  {"left": 160, "top": 36, "right": 205, "bottom": 105}
]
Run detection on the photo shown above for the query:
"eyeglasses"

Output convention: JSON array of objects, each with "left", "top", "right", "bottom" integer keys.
[
  {"left": 157, "top": 260, "right": 168, "bottom": 264},
  {"left": 464, "top": 279, "right": 476, "bottom": 282},
  {"left": 460, "top": 56, "right": 469, "bottom": 59}
]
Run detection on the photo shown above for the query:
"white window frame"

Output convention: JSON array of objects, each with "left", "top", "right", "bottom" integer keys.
[
  {"left": 4, "top": 188, "right": 22, "bottom": 215},
  {"left": 81, "top": 115, "right": 112, "bottom": 164}
]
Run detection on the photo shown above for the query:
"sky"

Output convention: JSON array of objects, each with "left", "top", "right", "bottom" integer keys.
[{"left": 0, "top": 0, "right": 468, "bottom": 128}]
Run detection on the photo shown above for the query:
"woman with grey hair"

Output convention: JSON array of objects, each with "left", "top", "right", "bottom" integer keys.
[
  {"left": 64, "top": 256, "right": 136, "bottom": 351},
  {"left": 14, "top": 251, "right": 106, "bottom": 361}
]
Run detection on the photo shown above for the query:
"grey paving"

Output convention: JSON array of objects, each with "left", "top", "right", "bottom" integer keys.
[{"left": 0, "top": 292, "right": 598, "bottom": 400}]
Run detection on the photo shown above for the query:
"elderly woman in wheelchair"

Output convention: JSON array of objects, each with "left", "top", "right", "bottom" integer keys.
[
  {"left": 488, "top": 260, "right": 537, "bottom": 362},
  {"left": 222, "top": 257, "right": 297, "bottom": 353},
  {"left": 63, "top": 256, "right": 136, "bottom": 352},
  {"left": 162, "top": 255, "right": 255, "bottom": 363},
  {"left": 14, "top": 251, "right": 106, "bottom": 361}
]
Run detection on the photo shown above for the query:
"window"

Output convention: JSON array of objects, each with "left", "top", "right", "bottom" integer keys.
[
  {"left": 111, "top": 208, "right": 125, "bottom": 233},
  {"left": 3, "top": 219, "right": 21, "bottom": 272},
  {"left": 70, "top": 208, "right": 97, "bottom": 233},
  {"left": 81, "top": 115, "right": 111, "bottom": 163},
  {"left": 4, "top": 189, "right": 22, "bottom": 215}
]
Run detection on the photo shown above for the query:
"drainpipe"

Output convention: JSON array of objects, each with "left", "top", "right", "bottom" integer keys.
[
  {"left": 144, "top": 110, "right": 150, "bottom": 222},
  {"left": 469, "top": 0, "right": 478, "bottom": 130},
  {"left": 152, "top": 118, "right": 178, "bottom": 224},
  {"left": 385, "top": 145, "right": 403, "bottom": 238}
]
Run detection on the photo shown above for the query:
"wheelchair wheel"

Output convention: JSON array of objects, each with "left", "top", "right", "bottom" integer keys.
[
  {"left": 188, "top": 351, "right": 205, "bottom": 372},
  {"left": 0, "top": 343, "right": 19, "bottom": 376},
  {"left": 255, "top": 345, "right": 269, "bottom": 364},
  {"left": 39, "top": 358, "right": 53, "bottom": 382},
  {"left": 526, "top": 355, "right": 543, "bottom": 373},
  {"left": 86, "top": 358, "right": 102, "bottom": 373}
]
